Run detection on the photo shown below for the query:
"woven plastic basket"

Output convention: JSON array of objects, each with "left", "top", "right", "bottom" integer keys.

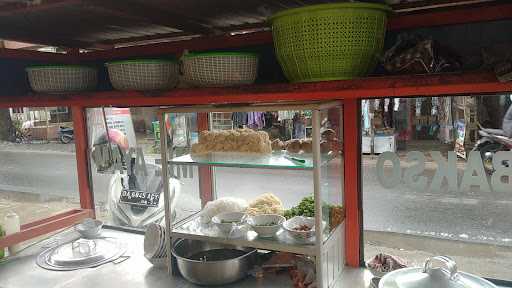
[
  {"left": 26, "top": 65, "right": 97, "bottom": 93},
  {"left": 182, "top": 52, "right": 258, "bottom": 87},
  {"left": 270, "top": 3, "right": 390, "bottom": 83},
  {"left": 106, "top": 59, "right": 179, "bottom": 91}
]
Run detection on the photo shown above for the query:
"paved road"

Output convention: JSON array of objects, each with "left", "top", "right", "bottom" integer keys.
[
  {"left": 0, "top": 150, "right": 111, "bottom": 202},
  {"left": 1, "top": 149, "right": 512, "bottom": 247},
  {"left": 362, "top": 160, "right": 512, "bottom": 246}
]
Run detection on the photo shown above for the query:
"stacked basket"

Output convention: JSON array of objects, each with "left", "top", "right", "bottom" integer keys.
[{"left": 270, "top": 2, "right": 390, "bottom": 82}]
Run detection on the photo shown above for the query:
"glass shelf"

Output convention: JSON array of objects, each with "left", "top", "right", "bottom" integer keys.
[
  {"left": 170, "top": 151, "right": 315, "bottom": 170},
  {"left": 169, "top": 151, "right": 341, "bottom": 170},
  {"left": 170, "top": 213, "right": 318, "bottom": 256}
]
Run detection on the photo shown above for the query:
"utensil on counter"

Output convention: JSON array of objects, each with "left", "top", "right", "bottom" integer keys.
[
  {"left": 284, "top": 155, "right": 306, "bottom": 164},
  {"left": 379, "top": 256, "right": 497, "bottom": 288},
  {"left": 75, "top": 218, "right": 103, "bottom": 239},
  {"left": 366, "top": 253, "right": 407, "bottom": 278},
  {"left": 144, "top": 223, "right": 167, "bottom": 266},
  {"left": 247, "top": 214, "right": 285, "bottom": 238},
  {"left": 172, "top": 239, "right": 256, "bottom": 286},
  {"left": 37, "top": 238, "right": 126, "bottom": 271}
]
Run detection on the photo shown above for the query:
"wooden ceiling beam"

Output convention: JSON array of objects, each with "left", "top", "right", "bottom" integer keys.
[
  {"left": 84, "top": 0, "right": 214, "bottom": 35},
  {"left": 80, "top": 30, "right": 273, "bottom": 61},
  {"left": 389, "top": 1, "right": 512, "bottom": 30},
  {"left": 0, "top": 0, "right": 81, "bottom": 17},
  {"left": 98, "top": 32, "right": 197, "bottom": 46}
]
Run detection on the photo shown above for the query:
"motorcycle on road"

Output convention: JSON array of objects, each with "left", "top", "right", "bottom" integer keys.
[
  {"left": 472, "top": 104, "right": 512, "bottom": 173},
  {"left": 58, "top": 126, "right": 74, "bottom": 144},
  {"left": 92, "top": 129, "right": 180, "bottom": 228}
]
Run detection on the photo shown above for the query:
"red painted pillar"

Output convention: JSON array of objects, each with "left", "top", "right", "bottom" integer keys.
[
  {"left": 343, "top": 99, "right": 362, "bottom": 267},
  {"left": 72, "top": 106, "right": 95, "bottom": 215}
]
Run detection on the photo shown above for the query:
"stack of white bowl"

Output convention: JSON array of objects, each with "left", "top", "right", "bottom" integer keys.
[{"left": 144, "top": 223, "right": 167, "bottom": 267}]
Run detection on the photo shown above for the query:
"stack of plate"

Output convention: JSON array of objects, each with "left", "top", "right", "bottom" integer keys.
[
  {"left": 37, "top": 238, "right": 126, "bottom": 271},
  {"left": 144, "top": 223, "right": 167, "bottom": 266}
]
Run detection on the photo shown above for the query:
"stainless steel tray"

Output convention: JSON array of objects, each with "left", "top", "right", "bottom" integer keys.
[{"left": 37, "top": 237, "right": 126, "bottom": 271}]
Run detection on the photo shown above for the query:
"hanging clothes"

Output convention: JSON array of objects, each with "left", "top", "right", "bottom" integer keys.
[
  {"left": 247, "top": 112, "right": 265, "bottom": 130},
  {"left": 362, "top": 100, "right": 371, "bottom": 135},
  {"left": 278, "top": 110, "right": 296, "bottom": 121},
  {"left": 264, "top": 112, "right": 274, "bottom": 129},
  {"left": 232, "top": 112, "right": 248, "bottom": 128},
  {"left": 292, "top": 112, "right": 306, "bottom": 139}
]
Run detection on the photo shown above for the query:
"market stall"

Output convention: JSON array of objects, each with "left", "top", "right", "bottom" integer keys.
[{"left": 0, "top": 1, "right": 512, "bottom": 288}]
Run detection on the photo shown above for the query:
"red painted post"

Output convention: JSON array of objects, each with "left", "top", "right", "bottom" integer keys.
[
  {"left": 343, "top": 99, "right": 362, "bottom": 267},
  {"left": 0, "top": 209, "right": 92, "bottom": 249},
  {"left": 71, "top": 106, "right": 95, "bottom": 215}
]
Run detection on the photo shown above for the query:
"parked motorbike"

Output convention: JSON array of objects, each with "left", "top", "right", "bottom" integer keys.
[
  {"left": 472, "top": 105, "right": 512, "bottom": 173},
  {"left": 92, "top": 129, "right": 180, "bottom": 228},
  {"left": 58, "top": 126, "right": 74, "bottom": 144},
  {"left": 108, "top": 162, "right": 181, "bottom": 228}
]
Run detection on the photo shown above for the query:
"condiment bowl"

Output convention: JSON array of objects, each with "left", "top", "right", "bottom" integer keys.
[
  {"left": 247, "top": 214, "right": 285, "bottom": 238},
  {"left": 212, "top": 212, "right": 246, "bottom": 234}
]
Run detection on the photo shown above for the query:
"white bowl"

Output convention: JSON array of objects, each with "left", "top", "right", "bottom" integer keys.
[
  {"left": 75, "top": 219, "right": 103, "bottom": 239},
  {"left": 212, "top": 212, "right": 246, "bottom": 234},
  {"left": 247, "top": 214, "right": 285, "bottom": 238},
  {"left": 282, "top": 216, "right": 316, "bottom": 241}
]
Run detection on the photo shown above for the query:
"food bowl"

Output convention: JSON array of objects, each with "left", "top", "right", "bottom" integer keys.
[
  {"left": 247, "top": 214, "right": 285, "bottom": 238},
  {"left": 282, "top": 216, "right": 316, "bottom": 241},
  {"left": 75, "top": 218, "right": 103, "bottom": 239},
  {"left": 172, "top": 239, "right": 256, "bottom": 285},
  {"left": 212, "top": 212, "right": 246, "bottom": 234}
]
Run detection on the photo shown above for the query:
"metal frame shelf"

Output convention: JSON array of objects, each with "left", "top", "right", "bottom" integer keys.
[
  {"left": 159, "top": 101, "right": 345, "bottom": 288},
  {"left": 170, "top": 212, "right": 320, "bottom": 256}
]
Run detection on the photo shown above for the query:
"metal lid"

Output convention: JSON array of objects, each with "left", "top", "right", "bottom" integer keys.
[
  {"left": 37, "top": 238, "right": 126, "bottom": 271},
  {"left": 379, "top": 256, "right": 497, "bottom": 288}
]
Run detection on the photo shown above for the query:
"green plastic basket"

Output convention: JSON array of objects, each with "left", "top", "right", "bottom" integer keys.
[{"left": 270, "top": 3, "right": 391, "bottom": 83}]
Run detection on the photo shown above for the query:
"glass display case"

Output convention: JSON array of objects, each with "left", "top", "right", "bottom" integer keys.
[{"left": 159, "top": 101, "right": 345, "bottom": 288}]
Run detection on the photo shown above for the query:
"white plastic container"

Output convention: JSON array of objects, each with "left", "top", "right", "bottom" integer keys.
[
  {"left": 374, "top": 135, "right": 396, "bottom": 154},
  {"left": 4, "top": 212, "right": 21, "bottom": 255},
  {"left": 362, "top": 136, "right": 372, "bottom": 154}
]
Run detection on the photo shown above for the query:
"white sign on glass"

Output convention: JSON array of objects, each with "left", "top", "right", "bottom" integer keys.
[{"left": 376, "top": 151, "right": 512, "bottom": 193}]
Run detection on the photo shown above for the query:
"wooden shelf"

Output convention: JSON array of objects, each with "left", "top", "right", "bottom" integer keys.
[
  {"left": 1, "top": 71, "right": 511, "bottom": 108},
  {"left": 0, "top": 48, "right": 75, "bottom": 62}
]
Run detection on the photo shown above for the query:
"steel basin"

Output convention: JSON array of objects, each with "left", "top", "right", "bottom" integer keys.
[{"left": 172, "top": 239, "right": 256, "bottom": 286}]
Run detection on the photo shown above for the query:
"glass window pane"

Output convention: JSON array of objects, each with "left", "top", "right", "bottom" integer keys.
[
  {"left": 87, "top": 107, "right": 187, "bottom": 229},
  {"left": 0, "top": 106, "right": 79, "bottom": 226},
  {"left": 319, "top": 106, "right": 344, "bottom": 242},
  {"left": 362, "top": 95, "right": 512, "bottom": 281}
]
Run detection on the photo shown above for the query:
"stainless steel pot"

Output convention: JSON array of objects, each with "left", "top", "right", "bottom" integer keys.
[
  {"left": 172, "top": 239, "right": 256, "bottom": 286},
  {"left": 379, "top": 256, "right": 497, "bottom": 288}
]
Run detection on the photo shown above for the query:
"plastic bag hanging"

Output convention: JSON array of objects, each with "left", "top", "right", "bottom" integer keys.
[{"left": 91, "top": 107, "right": 126, "bottom": 173}]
